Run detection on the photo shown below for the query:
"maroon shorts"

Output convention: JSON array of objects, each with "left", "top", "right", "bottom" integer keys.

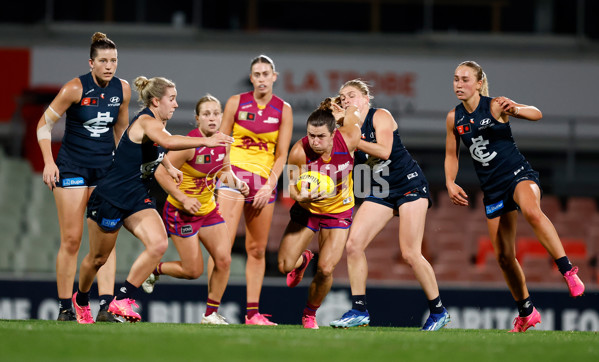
[
  {"left": 162, "top": 200, "right": 225, "bottom": 238},
  {"left": 289, "top": 202, "right": 353, "bottom": 232},
  {"left": 217, "top": 165, "right": 277, "bottom": 204}
]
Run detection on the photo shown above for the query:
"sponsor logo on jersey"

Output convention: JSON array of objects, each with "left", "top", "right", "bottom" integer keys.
[
  {"left": 108, "top": 96, "right": 121, "bottom": 107},
  {"left": 238, "top": 111, "right": 255, "bottom": 121},
  {"left": 457, "top": 124, "right": 471, "bottom": 135},
  {"left": 61, "top": 177, "right": 85, "bottom": 187},
  {"left": 478, "top": 118, "right": 494, "bottom": 130},
  {"left": 264, "top": 117, "right": 279, "bottom": 124},
  {"left": 196, "top": 154, "right": 212, "bottom": 164},
  {"left": 407, "top": 172, "right": 418, "bottom": 180},
  {"left": 81, "top": 97, "right": 98, "bottom": 106},
  {"left": 101, "top": 217, "right": 121, "bottom": 229},
  {"left": 485, "top": 200, "right": 504, "bottom": 215},
  {"left": 181, "top": 225, "right": 193, "bottom": 235}
]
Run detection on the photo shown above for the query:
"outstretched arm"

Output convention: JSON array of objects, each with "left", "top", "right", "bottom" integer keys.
[{"left": 138, "top": 116, "right": 233, "bottom": 150}]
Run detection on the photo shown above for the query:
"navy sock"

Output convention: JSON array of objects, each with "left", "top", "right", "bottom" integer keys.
[
  {"left": 75, "top": 290, "right": 90, "bottom": 307},
  {"left": 516, "top": 297, "right": 534, "bottom": 317},
  {"left": 351, "top": 295, "right": 367, "bottom": 312},
  {"left": 428, "top": 296, "right": 444, "bottom": 315},
  {"left": 98, "top": 294, "right": 113, "bottom": 311},
  {"left": 116, "top": 280, "right": 139, "bottom": 301},
  {"left": 555, "top": 256, "right": 573, "bottom": 275},
  {"left": 58, "top": 298, "right": 72, "bottom": 312}
]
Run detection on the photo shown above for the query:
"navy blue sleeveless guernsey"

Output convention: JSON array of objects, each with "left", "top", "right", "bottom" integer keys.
[
  {"left": 95, "top": 108, "right": 165, "bottom": 210},
  {"left": 355, "top": 108, "right": 427, "bottom": 193},
  {"left": 56, "top": 72, "right": 124, "bottom": 168},
  {"left": 454, "top": 96, "right": 532, "bottom": 199}
]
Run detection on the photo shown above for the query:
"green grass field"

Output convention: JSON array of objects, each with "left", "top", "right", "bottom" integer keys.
[{"left": 1, "top": 320, "right": 597, "bottom": 361}]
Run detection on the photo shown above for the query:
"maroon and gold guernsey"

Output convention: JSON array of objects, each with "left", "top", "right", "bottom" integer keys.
[
  {"left": 230, "top": 91, "right": 284, "bottom": 179},
  {"left": 166, "top": 128, "right": 227, "bottom": 216},
  {"left": 300, "top": 131, "right": 354, "bottom": 215}
]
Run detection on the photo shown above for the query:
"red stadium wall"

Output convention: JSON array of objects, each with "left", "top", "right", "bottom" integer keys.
[{"left": 0, "top": 48, "right": 30, "bottom": 122}]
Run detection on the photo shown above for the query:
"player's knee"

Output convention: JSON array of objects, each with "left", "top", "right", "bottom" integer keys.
[
  {"left": 146, "top": 237, "right": 168, "bottom": 258},
  {"left": 277, "top": 258, "right": 293, "bottom": 274},
  {"left": 316, "top": 264, "right": 334, "bottom": 279},
  {"left": 60, "top": 234, "right": 82, "bottom": 255},
  {"left": 246, "top": 244, "right": 266, "bottom": 259},
  {"left": 495, "top": 252, "right": 515, "bottom": 269},
  {"left": 345, "top": 237, "right": 364, "bottom": 257},
  {"left": 213, "top": 254, "right": 231, "bottom": 271},
  {"left": 182, "top": 266, "right": 203, "bottom": 279},
  {"left": 400, "top": 251, "right": 421, "bottom": 267},
  {"left": 521, "top": 208, "right": 545, "bottom": 227},
  {"left": 89, "top": 253, "right": 109, "bottom": 270}
]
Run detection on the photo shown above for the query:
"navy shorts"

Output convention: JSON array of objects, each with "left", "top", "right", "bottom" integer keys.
[
  {"left": 364, "top": 184, "right": 432, "bottom": 212},
  {"left": 56, "top": 158, "right": 109, "bottom": 188},
  {"left": 483, "top": 170, "right": 541, "bottom": 219},
  {"left": 87, "top": 190, "right": 156, "bottom": 232}
]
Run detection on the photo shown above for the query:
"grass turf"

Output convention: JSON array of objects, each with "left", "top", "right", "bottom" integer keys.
[{"left": 1, "top": 320, "right": 597, "bottom": 361}]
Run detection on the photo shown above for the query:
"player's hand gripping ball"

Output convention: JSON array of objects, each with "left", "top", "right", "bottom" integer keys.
[{"left": 297, "top": 171, "right": 335, "bottom": 195}]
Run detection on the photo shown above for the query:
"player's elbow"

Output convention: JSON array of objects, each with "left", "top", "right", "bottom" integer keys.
[{"left": 379, "top": 149, "right": 392, "bottom": 161}]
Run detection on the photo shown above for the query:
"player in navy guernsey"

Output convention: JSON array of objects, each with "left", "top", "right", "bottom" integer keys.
[
  {"left": 36, "top": 32, "right": 130, "bottom": 323},
  {"left": 445, "top": 60, "right": 585, "bottom": 333},
  {"left": 70, "top": 76, "right": 234, "bottom": 324},
  {"left": 330, "top": 80, "right": 450, "bottom": 331}
]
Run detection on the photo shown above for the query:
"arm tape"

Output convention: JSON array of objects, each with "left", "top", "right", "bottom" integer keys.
[{"left": 37, "top": 106, "right": 60, "bottom": 141}]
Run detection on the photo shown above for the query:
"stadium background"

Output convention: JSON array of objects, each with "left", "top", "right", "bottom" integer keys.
[{"left": 0, "top": 0, "right": 597, "bottom": 330}]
